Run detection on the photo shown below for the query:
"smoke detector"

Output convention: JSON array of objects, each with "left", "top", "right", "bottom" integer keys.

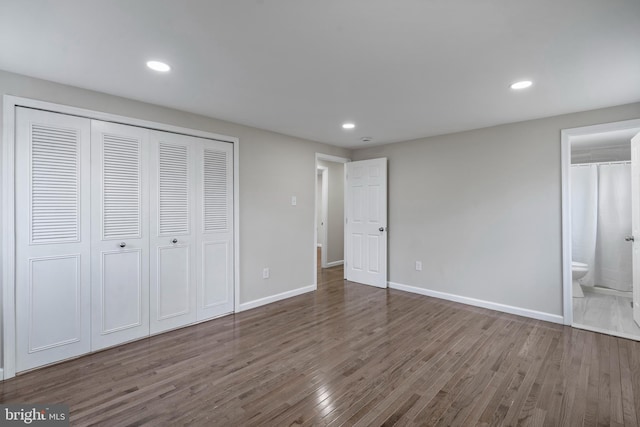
[{"left": 360, "top": 137, "right": 373, "bottom": 143}]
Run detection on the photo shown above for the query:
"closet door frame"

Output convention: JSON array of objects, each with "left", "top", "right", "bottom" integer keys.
[{"left": 2, "top": 95, "right": 240, "bottom": 380}]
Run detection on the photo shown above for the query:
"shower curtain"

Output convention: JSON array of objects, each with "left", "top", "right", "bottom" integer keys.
[{"left": 571, "top": 163, "right": 632, "bottom": 292}]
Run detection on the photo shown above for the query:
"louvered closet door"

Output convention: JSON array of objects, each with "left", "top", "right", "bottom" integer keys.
[
  {"left": 15, "top": 108, "right": 91, "bottom": 372},
  {"left": 197, "top": 140, "right": 234, "bottom": 320},
  {"left": 149, "top": 130, "right": 197, "bottom": 333},
  {"left": 91, "top": 121, "right": 150, "bottom": 350}
]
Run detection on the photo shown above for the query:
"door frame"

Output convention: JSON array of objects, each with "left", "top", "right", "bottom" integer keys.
[
  {"left": 561, "top": 118, "right": 640, "bottom": 327},
  {"left": 2, "top": 95, "right": 240, "bottom": 380},
  {"left": 314, "top": 153, "right": 350, "bottom": 288},
  {"left": 317, "top": 165, "right": 329, "bottom": 268}
]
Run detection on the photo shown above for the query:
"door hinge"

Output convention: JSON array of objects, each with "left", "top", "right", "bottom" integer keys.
[{"left": 346, "top": 218, "right": 348, "bottom": 224}]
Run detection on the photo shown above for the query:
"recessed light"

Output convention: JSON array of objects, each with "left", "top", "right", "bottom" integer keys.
[
  {"left": 146, "top": 60, "right": 171, "bottom": 72},
  {"left": 510, "top": 80, "right": 532, "bottom": 90},
  {"left": 342, "top": 123, "right": 355, "bottom": 129}
]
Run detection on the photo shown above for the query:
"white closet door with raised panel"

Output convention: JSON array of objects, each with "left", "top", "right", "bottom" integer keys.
[
  {"left": 15, "top": 108, "right": 91, "bottom": 372},
  {"left": 91, "top": 121, "right": 150, "bottom": 350},
  {"left": 197, "top": 140, "right": 234, "bottom": 320},
  {"left": 149, "top": 130, "right": 197, "bottom": 333}
]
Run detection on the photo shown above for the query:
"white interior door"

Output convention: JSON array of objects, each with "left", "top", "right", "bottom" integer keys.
[
  {"left": 91, "top": 120, "right": 150, "bottom": 350},
  {"left": 631, "top": 132, "right": 640, "bottom": 326},
  {"left": 15, "top": 108, "right": 91, "bottom": 372},
  {"left": 345, "top": 158, "right": 387, "bottom": 288},
  {"left": 149, "top": 130, "right": 197, "bottom": 333},
  {"left": 197, "top": 139, "right": 234, "bottom": 320}
]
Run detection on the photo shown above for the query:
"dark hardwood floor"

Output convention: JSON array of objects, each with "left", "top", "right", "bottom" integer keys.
[{"left": 2, "top": 257, "right": 640, "bottom": 426}]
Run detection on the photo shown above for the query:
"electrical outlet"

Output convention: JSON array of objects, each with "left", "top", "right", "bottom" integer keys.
[
  {"left": 415, "top": 261, "right": 422, "bottom": 271},
  {"left": 291, "top": 196, "right": 297, "bottom": 206},
  {"left": 263, "top": 267, "right": 270, "bottom": 279}
]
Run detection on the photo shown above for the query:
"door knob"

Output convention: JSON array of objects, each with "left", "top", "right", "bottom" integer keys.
[
  {"left": 379, "top": 227, "right": 385, "bottom": 232},
  {"left": 119, "top": 242, "right": 126, "bottom": 248},
  {"left": 625, "top": 235, "right": 635, "bottom": 242},
  {"left": 172, "top": 238, "right": 178, "bottom": 244}
]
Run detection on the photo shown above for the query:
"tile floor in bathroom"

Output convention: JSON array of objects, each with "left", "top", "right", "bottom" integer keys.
[{"left": 573, "top": 287, "right": 640, "bottom": 339}]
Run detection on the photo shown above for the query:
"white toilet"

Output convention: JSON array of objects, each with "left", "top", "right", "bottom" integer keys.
[{"left": 572, "top": 261, "right": 589, "bottom": 298}]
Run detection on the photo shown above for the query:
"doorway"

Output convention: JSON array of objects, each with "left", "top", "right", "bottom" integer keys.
[
  {"left": 562, "top": 119, "right": 640, "bottom": 340},
  {"left": 314, "top": 154, "right": 349, "bottom": 287}
]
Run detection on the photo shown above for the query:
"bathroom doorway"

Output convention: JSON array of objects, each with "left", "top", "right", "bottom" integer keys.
[{"left": 562, "top": 119, "right": 640, "bottom": 340}]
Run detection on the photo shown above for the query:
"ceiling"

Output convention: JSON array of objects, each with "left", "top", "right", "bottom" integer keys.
[{"left": 1, "top": 0, "right": 639, "bottom": 148}]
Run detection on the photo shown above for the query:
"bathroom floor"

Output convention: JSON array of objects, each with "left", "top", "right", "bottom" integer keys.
[{"left": 573, "top": 288, "right": 640, "bottom": 340}]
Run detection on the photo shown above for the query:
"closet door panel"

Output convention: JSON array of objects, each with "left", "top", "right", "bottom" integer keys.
[
  {"left": 91, "top": 120, "right": 149, "bottom": 350},
  {"left": 15, "top": 108, "right": 91, "bottom": 372},
  {"left": 149, "top": 131, "right": 197, "bottom": 334},
  {"left": 101, "top": 250, "right": 143, "bottom": 332},
  {"left": 197, "top": 142, "right": 234, "bottom": 320},
  {"left": 156, "top": 245, "right": 191, "bottom": 319},
  {"left": 202, "top": 241, "right": 230, "bottom": 308}
]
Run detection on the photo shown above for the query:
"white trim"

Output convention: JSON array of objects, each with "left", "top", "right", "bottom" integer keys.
[
  {"left": 572, "top": 322, "right": 640, "bottom": 342},
  {"left": 326, "top": 260, "right": 344, "bottom": 267},
  {"left": 0, "top": 368, "right": 3, "bottom": 381},
  {"left": 237, "top": 285, "right": 315, "bottom": 312},
  {"left": 4, "top": 95, "right": 237, "bottom": 142},
  {"left": 313, "top": 153, "right": 350, "bottom": 287},
  {"left": 317, "top": 244, "right": 322, "bottom": 248},
  {"left": 561, "top": 129, "right": 573, "bottom": 325},
  {"left": 234, "top": 131, "right": 240, "bottom": 314},
  {"left": 561, "top": 118, "right": 640, "bottom": 327},
  {"left": 388, "top": 282, "right": 564, "bottom": 325},
  {"left": 2, "top": 96, "right": 17, "bottom": 379},
  {"left": 2, "top": 95, "right": 241, "bottom": 380}
]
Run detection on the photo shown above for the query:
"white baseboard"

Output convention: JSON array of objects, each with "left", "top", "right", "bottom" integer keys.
[
  {"left": 584, "top": 285, "right": 632, "bottom": 298},
  {"left": 326, "top": 260, "right": 344, "bottom": 267},
  {"left": 238, "top": 285, "right": 316, "bottom": 312},
  {"left": 317, "top": 243, "right": 322, "bottom": 248},
  {"left": 0, "top": 368, "right": 3, "bottom": 381},
  {"left": 388, "top": 282, "right": 564, "bottom": 325}
]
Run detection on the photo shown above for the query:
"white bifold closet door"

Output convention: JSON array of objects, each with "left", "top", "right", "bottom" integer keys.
[
  {"left": 149, "top": 131, "right": 234, "bottom": 333},
  {"left": 197, "top": 136, "right": 234, "bottom": 320},
  {"left": 90, "top": 121, "right": 150, "bottom": 350},
  {"left": 15, "top": 108, "right": 92, "bottom": 372},
  {"left": 149, "top": 131, "right": 197, "bottom": 333},
  {"left": 14, "top": 107, "right": 234, "bottom": 372}
]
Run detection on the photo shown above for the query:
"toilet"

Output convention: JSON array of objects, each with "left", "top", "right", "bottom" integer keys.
[{"left": 572, "top": 261, "right": 589, "bottom": 298}]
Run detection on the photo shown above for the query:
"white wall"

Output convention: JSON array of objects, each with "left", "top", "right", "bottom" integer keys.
[
  {"left": 352, "top": 102, "right": 640, "bottom": 318},
  {"left": 317, "top": 160, "right": 344, "bottom": 264},
  {"left": 0, "top": 69, "right": 350, "bottom": 331}
]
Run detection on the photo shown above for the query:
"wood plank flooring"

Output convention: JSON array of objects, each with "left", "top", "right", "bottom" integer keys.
[{"left": 2, "top": 263, "right": 640, "bottom": 426}]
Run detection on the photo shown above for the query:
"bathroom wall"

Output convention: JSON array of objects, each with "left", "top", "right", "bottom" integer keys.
[{"left": 572, "top": 144, "right": 630, "bottom": 163}]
